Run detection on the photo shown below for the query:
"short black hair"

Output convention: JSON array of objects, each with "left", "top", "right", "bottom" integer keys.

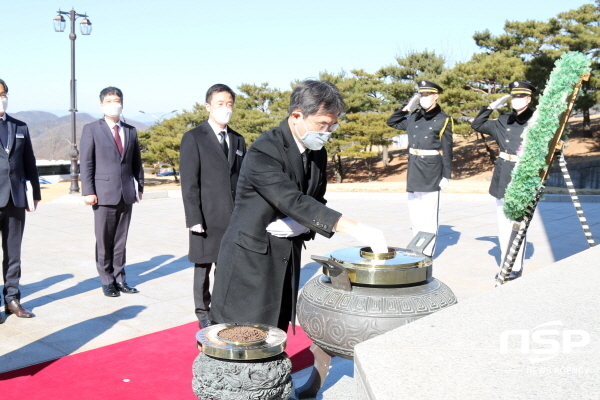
[
  {"left": 0, "top": 79, "right": 8, "bottom": 94},
  {"left": 100, "top": 86, "right": 123, "bottom": 103},
  {"left": 289, "top": 80, "right": 346, "bottom": 117},
  {"left": 205, "top": 84, "right": 236, "bottom": 104}
]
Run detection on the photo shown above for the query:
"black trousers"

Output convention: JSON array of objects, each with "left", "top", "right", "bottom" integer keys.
[
  {"left": 1, "top": 198, "right": 26, "bottom": 304},
  {"left": 194, "top": 262, "right": 214, "bottom": 321},
  {"left": 93, "top": 198, "right": 133, "bottom": 286}
]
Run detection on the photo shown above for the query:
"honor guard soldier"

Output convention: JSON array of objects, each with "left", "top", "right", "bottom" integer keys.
[
  {"left": 471, "top": 80, "right": 536, "bottom": 280},
  {"left": 387, "top": 80, "right": 453, "bottom": 257}
]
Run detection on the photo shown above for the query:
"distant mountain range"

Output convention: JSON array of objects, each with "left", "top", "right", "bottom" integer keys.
[{"left": 9, "top": 111, "right": 149, "bottom": 161}]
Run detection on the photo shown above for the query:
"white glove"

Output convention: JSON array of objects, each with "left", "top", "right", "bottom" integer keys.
[
  {"left": 350, "top": 223, "right": 388, "bottom": 253},
  {"left": 439, "top": 177, "right": 449, "bottom": 190},
  {"left": 266, "top": 217, "right": 310, "bottom": 238},
  {"left": 489, "top": 94, "right": 511, "bottom": 110},
  {"left": 403, "top": 94, "right": 420, "bottom": 113},
  {"left": 189, "top": 224, "right": 205, "bottom": 233}
]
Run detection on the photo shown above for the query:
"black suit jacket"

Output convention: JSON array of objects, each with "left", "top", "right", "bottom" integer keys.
[
  {"left": 180, "top": 121, "right": 246, "bottom": 264},
  {"left": 387, "top": 105, "right": 453, "bottom": 192},
  {"left": 471, "top": 106, "right": 533, "bottom": 199},
  {"left": 0, "top": 115, "right": 41, "bottom": 208},
  {"left": 80, "top": 119, "right": 144, "bottom": 205},
  {"left": 209, "top": 118, "right": 342, "bottom": 328}
]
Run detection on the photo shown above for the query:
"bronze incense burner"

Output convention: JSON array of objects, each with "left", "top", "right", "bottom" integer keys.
[{"left": 296, "top": 233, "right": 457, "bottom": 398}]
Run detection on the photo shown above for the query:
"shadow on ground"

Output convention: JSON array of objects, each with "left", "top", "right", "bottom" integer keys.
[
  {"left": 15, "top": 255, "right": 188, "bottom": 311},
  {"left": 0, "top": 306, "right": 146, "bottom": 380}
]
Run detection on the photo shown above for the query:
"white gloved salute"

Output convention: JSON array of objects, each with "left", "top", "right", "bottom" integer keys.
[
  {"left": 439, "top": 177, "right": 449, "bottom": 190},
  {"left": 403, "top": 94, "right": 420, "bottom": 113},
  {"left": 488, "top": 94, "right": 511, "bottom": 110}
]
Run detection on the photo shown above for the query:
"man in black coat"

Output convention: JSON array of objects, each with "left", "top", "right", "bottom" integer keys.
[
  {"left": 80, "top": 87, "right": 144, "bottom": 297},
  {"left": 0, "top": 78, "right": 41, "bottom": 320},
  {"left": 387, "top": 81, "right": 454, "bottom": 257},
  {"left": 180, "top": 84, "right": 246, "bottom": 328},
  {"left": 209, "top": 80, "right": 387, "bottom": 332},
  {"left": 471, "top": 80, "right": 536, "bottom": 280}
]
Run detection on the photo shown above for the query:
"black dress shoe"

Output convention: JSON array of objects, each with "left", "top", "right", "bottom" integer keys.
[
  {"left": 199, "top": 319, "right": 214, "bottom": 329},
  {"left": 102, "top": 284, "right": 120, "bottom": 297},
  {"left": 115, "top": 282, "right": 139, "bottom": 294},
  {"left": 5, "top": 300, "right": 35, "bottom": 318}
]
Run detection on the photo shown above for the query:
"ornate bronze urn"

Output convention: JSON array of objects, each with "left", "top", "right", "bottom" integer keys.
[{"left": 296, "top": 233, "right": 457, "bottom": 397}]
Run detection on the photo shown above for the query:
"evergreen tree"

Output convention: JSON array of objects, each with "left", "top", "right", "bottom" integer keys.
[
  {"left": 233, "top": 83, "right": 290, "bottom": 144},
  {"left": 472, "top": 2, "right": 600, "bottom": 136},
  {"left": 139, "top": 103, "right": 208, "bottom": 182}
]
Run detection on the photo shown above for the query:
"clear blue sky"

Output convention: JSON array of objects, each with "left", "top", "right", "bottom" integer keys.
[{"left": 0, "top": 0, "right": 591, "bottom": 121}]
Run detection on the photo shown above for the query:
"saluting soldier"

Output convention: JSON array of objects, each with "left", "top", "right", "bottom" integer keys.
[
  {"left": 387, "top": 81, "right": 453, "bottom": 257},
  {"left": 471, "top": 80, "right": 536, "bottom": 280}
]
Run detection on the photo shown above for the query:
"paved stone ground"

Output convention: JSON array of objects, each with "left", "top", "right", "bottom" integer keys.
[{"left": 1, "top": 191, "right": 599, "bottom": 399}]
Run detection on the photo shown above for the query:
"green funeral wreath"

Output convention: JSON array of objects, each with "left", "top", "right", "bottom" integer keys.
[{"left": 503, "top": 52, "right": 591, "bottom": 220}]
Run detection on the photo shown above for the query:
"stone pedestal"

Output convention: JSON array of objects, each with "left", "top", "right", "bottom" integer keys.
[
  {"left": 354, "top": 246, "right": 600, "bottom": 399},
  {"left": 192, "top": 352, "right": 292, "bottom": 400}
]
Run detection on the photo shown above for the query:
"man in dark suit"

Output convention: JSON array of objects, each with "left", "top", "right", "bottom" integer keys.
[
  {"left": 80, "top": 86, "right": 144, "bottom": 297},
  {"left": 209, "top": 80, "right": 387, "bottom": 332},
  {"left": 0, "top": 78, "right": 41, "bottom": 320},
  {"left": 180, "top": 84, "right": 246, "bottom": 329}
]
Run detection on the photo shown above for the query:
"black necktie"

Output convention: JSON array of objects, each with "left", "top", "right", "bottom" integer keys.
[
  {"left": 302, "top": 150, "right": 311, "bottom": 176},
  {"left": 219, "top": 131, "right": 229, "bottom": 157}
]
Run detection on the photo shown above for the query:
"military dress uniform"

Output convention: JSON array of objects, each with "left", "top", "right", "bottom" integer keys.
[
  {"left": 471, "top": 81, "right": 536, "bottom": 275},
  {"left": 387, "top": 81, "right": 453, "bottom": 257}
]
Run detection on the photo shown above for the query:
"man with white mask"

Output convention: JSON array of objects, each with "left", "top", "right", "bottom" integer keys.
[
  {"left": 387, "top": 80, "right": 454, "bottom": 257},
  {"left": 80, "top": 87, "right": 144, "bottom": 297},
  {"left": 180, "top": 84, "right": 246, "bottom": 328},
  {"left": 0, "top": 78, "right": 41, "bottom": 321},
  {"left": 471, "top": 80, "right": 537, "bottom": 280},
  {"left": 209, "top": 80, "right": 387, "bottom": 332}
]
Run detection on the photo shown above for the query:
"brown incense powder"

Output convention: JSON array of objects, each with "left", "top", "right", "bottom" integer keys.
[{"left": 218, "top": 327, "right": 266, "bottom": 342}]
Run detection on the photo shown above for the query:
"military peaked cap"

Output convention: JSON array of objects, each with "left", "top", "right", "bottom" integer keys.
[
  {"left": 417, "top": 80, "right": 443, "bottom": 94},
  {"left": 509, "top": 81, "right": 536, "bottom": 96}
]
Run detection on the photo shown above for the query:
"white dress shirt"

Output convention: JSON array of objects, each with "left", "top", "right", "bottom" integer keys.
[
  {"left": 207, "top": 119, "right": 229, "bottom": 148},
  {"left": 105, "top": 118, "right": 126, "bottom": 149},
  {"left": 292, "top": 129, "right": 307, "bottom": 155}
]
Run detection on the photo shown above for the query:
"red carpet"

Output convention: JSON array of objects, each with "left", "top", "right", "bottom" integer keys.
[{"left": 0, "top": 323, "right": 314, "bottom": 400}]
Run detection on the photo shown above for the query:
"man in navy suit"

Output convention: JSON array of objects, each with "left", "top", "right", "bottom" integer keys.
[
  {"left": 80, "top": 87, "right": 144, "bottom": 297},
  {"left": 0, "top": 78, "right": 41, "bottom": 321}
]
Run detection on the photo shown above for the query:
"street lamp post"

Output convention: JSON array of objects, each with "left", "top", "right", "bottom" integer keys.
[
  {"left": 53, "top": 9, "right": 92, "bottom": 194},
  {"left": 139, "top": 110, "right": 178, "bottom": 123}
]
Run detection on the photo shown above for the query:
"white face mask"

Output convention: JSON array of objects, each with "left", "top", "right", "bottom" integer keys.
[
  {"left": 211, "top": 106, "right": 232, "bottom": 125},
  {"left": 0, "top": 98, "right": 7, "bottom": 114},
  {"left": 102, "top": 102, "right": 122, "bottom": 118},
  {"left": 297, "top": 117, "right": 334, "bottom": 151},
  {"left": 511, "top": 97, "right": 528, "bottom": 111},
  {"left": 419, "top": 96, "right": 434, "bottom": 110}
]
